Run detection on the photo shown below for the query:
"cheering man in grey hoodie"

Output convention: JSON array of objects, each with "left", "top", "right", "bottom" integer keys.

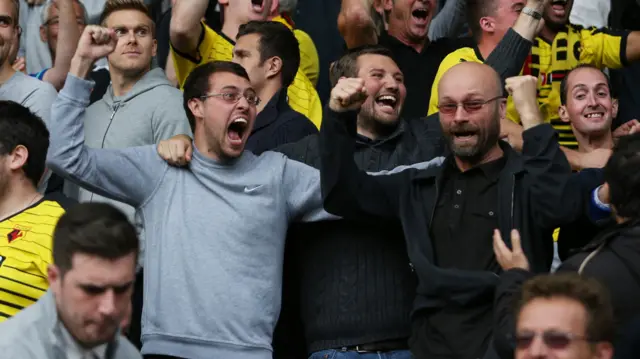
[
  {"left": 47, "top": 22, "right": 333, "bottom": 359},
  {"left": 62, "top": 0, "right": 192, "bottom": 223}
]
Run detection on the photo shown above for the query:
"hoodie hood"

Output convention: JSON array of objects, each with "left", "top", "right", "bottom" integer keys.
[{"left": 102, "top": 68, "right": 174, "bottom": 108}]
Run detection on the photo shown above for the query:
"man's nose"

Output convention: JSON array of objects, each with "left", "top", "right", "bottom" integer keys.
[{"left": 98, "top": 290, "right": 117, "bottom": 317}]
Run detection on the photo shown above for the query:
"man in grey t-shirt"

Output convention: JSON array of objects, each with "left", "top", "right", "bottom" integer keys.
[{"left": 0, "top": 0, "right": 56, "bottom": 124}]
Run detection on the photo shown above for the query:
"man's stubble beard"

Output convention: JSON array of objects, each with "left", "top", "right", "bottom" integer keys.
[{"left": 447, "top": 110, "right": 501, "bottom": 164}]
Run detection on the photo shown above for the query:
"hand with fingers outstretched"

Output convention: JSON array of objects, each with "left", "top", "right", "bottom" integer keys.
[{"left": 493, "top": 229, "right": 530, "bottom": 271}]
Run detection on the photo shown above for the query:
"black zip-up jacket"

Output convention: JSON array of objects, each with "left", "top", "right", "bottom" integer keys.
[
  {"left": 492, "top": 221, "right": 640, "bottom": 359},
  {"left": 320, "top": 107, "right": 586, "bottom": 358},
  {"left": 271, "top": 116, "right": 446, "bottom": 355}
]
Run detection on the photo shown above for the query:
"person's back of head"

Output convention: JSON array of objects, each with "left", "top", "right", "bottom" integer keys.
[
  {"left": 467, "top": 0, "right": 523, "bottom": 43},
  {"left": 514, "top": 273, "right": 614, "bottom": 359},
  {"left": 48, "top": 202, "right": 139, "bottom": 348},
  {"left": 0, "top": 100, "right": 49, "bottom": 191},
  {"left": 99, "top": 0, "right": 157, "bottom": 79},
  {"left": 604, "top": 132, "right": 640, "bottom": 222},
  {"left": 234, "top": 20, "right": 300, "bottom": 89}
]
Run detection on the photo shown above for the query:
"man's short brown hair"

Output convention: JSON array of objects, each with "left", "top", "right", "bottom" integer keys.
[
  {"left": 516, "top": 273, "right": 615, "bottom": 343},
  {"left": 99, "top": 0, "right": 155, "bottom": 37}
]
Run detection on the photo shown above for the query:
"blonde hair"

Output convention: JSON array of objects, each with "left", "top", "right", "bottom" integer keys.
[{"left": 99, "top": 0, "right": 155, "bottom": 37}]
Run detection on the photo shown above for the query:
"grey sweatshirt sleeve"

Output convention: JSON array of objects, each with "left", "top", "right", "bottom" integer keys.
[
  {"left": 428, "top": 0, "right": 467, "bottom": 41},
  {"left": 485, "top": 28, "right": 533, "bottom": 83},
  {"left": 151, "top": 88, "right": 194, "bottom": 141},
  {"left": 47, "top": 74, "right": 169, "bottom": 207},
  {"left": 282, "top": 157, "right": 338, "bottom": 222}
]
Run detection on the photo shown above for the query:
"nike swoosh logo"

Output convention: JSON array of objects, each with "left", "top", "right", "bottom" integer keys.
[{"left": 244, "top": 185, "right": 264, "bottom": 193}]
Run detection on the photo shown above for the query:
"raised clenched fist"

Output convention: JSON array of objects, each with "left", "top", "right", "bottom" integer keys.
[
  {"left": 74, "top": 25, "right": 118, "bottom": 62},
  {"left": 328, "top": 77, "right": 368, "bottom": 113}
]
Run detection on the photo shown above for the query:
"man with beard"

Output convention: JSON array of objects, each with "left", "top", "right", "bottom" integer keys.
[
  {"left": 47, "top": 22, "right": 332, "bottom": 358},
  {"left": 170, "top": 0, "right": 322, "bottom": 128},
  {"left": 320, "top": 65, "right": 587, "bottom": 358},
  {"left": 0, "top": 203, "right": 142, "bottom": 359}
]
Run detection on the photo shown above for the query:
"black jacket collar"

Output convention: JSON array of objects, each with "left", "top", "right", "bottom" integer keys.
[
  {"left": 414, "top": 140, "right": 525, "bottom": 181},
  {"left": 252, "top": 88, "right": 289, "bottom": 134}
]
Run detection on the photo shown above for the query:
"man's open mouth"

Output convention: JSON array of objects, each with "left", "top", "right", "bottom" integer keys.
[
  {"left": 375, "top": 94, "right": 398, "bottom": 112},
  {"left": 453, "top": 131, "right": 477, "bottom": 142},
  {"left": 551, "top": 0, "right": 567, "bottom": 16},
  {"left": 251, "top": 0, "right": 264, "bottom": 11},
  {"left": 227, "top": 117, "right": 249, "bottom": 145},
  {"left": 412, "top": 7, "right": 429, "bottom": 21},
  {"left": 584, "top": 112, "right": 605, "bottom": 120}
]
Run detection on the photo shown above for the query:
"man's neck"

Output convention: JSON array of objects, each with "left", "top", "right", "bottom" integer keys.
[
  {"left": 356, "top": 115, "right": 397, "bottom": 141},
  {"left": 477, "top": 36, "right": 499, "bottom": 60},
  {"left": 387, "top": 27, "right": 428, "bottom": 53},
  {"left": 538, "top": 26, "right": 559, "bottom": 43},
  {"left": 576, "top": 131, "right": 614, "bottom": 153},
  {"left": 221, "top": 20, "right": 242, "bottom": 43},
  {"left": 256, "top": 81, "right": 281, "bottom": 113},
  {"left": 0, "top": 62, "right": 16, "bottom": 86},
  {"left": 454, "top": 144, "right": 504, "bottom": 172},
  {"left": 110, "top": 68, "right": 148, "bottom": 98},
  {"left": 0, "top": 180, "right": 41, "bottom": 221}
]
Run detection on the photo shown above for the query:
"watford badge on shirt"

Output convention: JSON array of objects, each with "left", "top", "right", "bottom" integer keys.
[{"left": 7, "top": 228, "right": 25, "bottom": 243}]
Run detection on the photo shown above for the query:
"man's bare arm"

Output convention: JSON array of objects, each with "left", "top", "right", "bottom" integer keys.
[
  {"left": 338, "top": 0, "right": 378, "bottom": 49},
  {"left": 626, "top": 31, "right": 640, "bottom": 62},
  {"left": 43, "top": 0, "right": 81, "bottom": 90},
  {"left": 170, "top": 0, "right": 208, "bottom": 56}
]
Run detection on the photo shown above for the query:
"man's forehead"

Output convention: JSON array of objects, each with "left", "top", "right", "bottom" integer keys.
[
  {"left": 357, "top": 54, "right": 401, "bottom": 73},
  {"left": 105, "top": 9, "right": 152, "bottom": 27},
  {"left": 208, "top": 73, "right": 252, "bottom": 91},
  {"left": 569, "top": 68, "right": 609, "bottom": 89}
]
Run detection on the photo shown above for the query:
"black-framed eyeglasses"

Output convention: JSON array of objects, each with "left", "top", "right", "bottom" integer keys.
[
  {"left": 510, "top": 331, "right": 591, "bottom": 350},
  {"left": 437, "top": 96, "right": 503, "bottom": 115},
  {"left": 201, "top": 91, "right": 261, "bottom": 106}
]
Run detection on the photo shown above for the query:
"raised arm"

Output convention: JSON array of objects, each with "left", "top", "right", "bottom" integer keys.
[
  {"left": 338, "top": 0, "right": 379, "bottom": 49},
  {"left": 48, "top": 26, "right": 167, "bottom": 207},
  {"left": 42, "top": 0, "right": 82, "bottom": 90},
  {"left": 428, "top": 0, "right": 467, "bottom": 41},
  {"left": 170, "top": 0, "right": 208, "bottom": 56},
  {"left": 320, "top": 78, "right": 424, "bottom": 221},
  {"left": 506, "top": 76, "right": 584, "bottom": 228}
]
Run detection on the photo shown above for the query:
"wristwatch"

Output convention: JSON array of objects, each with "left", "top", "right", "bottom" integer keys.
[{"left": 522, "top": 7, "right": 543, "bottom": 20}]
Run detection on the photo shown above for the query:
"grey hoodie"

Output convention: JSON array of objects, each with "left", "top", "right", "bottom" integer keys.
[{"left": 64, "top": 67, "right": 192, "bottom": 224}]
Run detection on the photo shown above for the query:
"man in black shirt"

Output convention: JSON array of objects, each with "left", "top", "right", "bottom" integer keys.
[
  {"left": 320, "top": 64, "right": 586, "bottom": 358},
  {"left": 338, "top": 0, "right": 470, "bottom": 118}
]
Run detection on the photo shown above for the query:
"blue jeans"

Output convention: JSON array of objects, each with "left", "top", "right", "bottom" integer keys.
[{"left": 309, "top": 349, "right": 413, "bottom": 359}]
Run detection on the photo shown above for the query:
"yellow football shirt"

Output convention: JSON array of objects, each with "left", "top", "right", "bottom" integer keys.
[
  {"left": 171, "top": 22, "right": 322, "bottom": 129},
  {"left": 428, "top": 25, "right": 628, "bottom": 149},
  {"left": 0, "top": 194, "right": 70, "bottom": 321},
  {"left": 272, "top": 15, "right": 320, "bottom": 87}
]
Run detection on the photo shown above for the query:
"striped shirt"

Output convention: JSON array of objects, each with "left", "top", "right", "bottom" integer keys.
[{"left": 0, "top": 193, "right": 72, "bottom": 321}]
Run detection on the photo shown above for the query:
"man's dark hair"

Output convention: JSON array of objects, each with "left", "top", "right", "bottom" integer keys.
[
  {"left": 237, "top": 21, "right": 300, "bottom": 88},
  {"left": 604, "top": 132, "right": 640, "bottom": 220},
  {"left": 53, "top": 203, "right": 139, "bottom": 274},
  {"left": 182, "top": 61, "right": 251, "bottom": 131},
  {"left": 516, "top": 273, "right": 615, "bottom": 343},
  {"left": 560, "top": 64, "right": 613, "bottom": 105},
  {"left": 467, "top": 0, "right": 499, "bottom": 42},
  {"left": 99, "top": 0, "right": 156, "bottom": 38},
  {"left": 330, "top": 45, "right": 396, "bottom": 87},
  {"left": 0, "top": 101, "right": 49, "bottom": 187}
]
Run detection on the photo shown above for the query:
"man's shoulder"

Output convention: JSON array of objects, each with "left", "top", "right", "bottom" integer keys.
[
  {"left": 114, "top": 335, "right": 143, "bottom": 358},
  {"left": 0, "top": 300, "right": 47, "bottom": 349},
  {"left": 4, "top": 71, "right": 56, "bottom": 98}
]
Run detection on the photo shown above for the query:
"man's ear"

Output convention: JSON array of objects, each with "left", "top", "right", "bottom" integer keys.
[
  {"left": 8, "top": 145, "right": 28, "bottom": 171},
  {"left": 47, "top": 264, "right": 62, "bottom": 297},
  {"left": 612, "top": 98, "right": 619, "bottom": 119},
  {"left": 594, "top": 341, "right": 614, "bottom": 359},
  {"left": 265, "top": 56, "right": 282, "bottom": 81},
  {"left": 187, "top": 98, "right": 205, "bottom": 123},
  {"left": 558, "top": 105, "right": 571, "bottom": 123},
  {"left": 39, "top": 25, "right": 47, "bottom": 43},
  {"left": 479, "top": 16, "right": 495, "bottom": 34}
]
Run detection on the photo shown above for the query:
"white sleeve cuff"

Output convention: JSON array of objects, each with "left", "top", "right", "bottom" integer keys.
[{"left": 592, "top": 185, "right": 611, "bottom": 210}]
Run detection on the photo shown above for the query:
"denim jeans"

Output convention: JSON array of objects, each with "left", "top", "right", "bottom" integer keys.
[{"left": 309, "top": 349, "right": 413, "bottom": 359}]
